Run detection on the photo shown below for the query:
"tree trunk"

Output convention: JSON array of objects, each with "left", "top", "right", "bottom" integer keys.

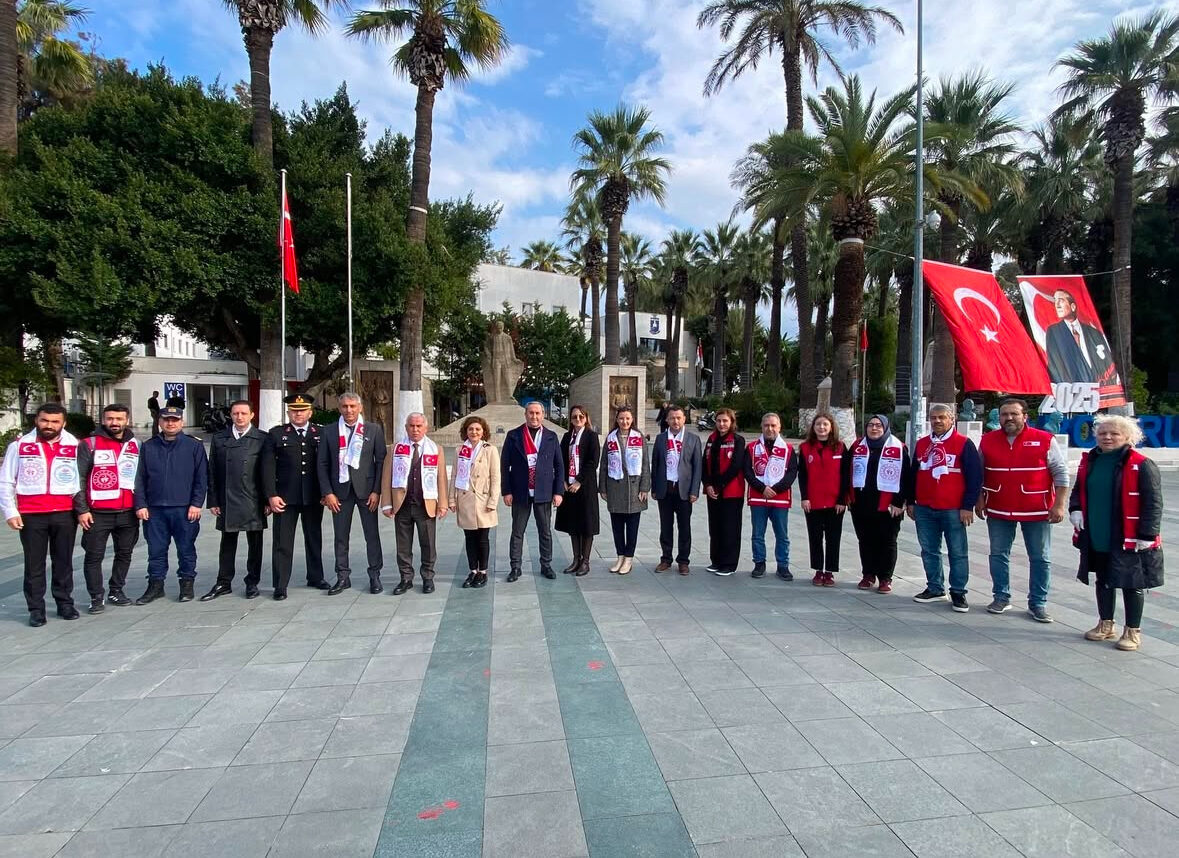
[
  {"left": 894, "top": 263, "right": 914, "bottom": 407},
  {"left": 1111, "top": 150, "right": 1134, "bottom": 396},
  {"left": 245, "top": 27, "right": 275, "bottom": 168},
  {"left": 603, "top": 217, "right": 622, "bottom": 364},
  {"left": 741, "top": 284, "right": 756, "bottom": 389},
  {"left": 876, "top": 276, "right": 890, "bottom": 318},
  {"left": 930, "top": 201, "right": 960, "bottom": 404},
  {"left": 627, "top": 284, "right": 639, "bottom": 365},
  {"left": 783, "top": 43, "right": 815, "bottom": 407},
  {"left": 0, "top": 0, "right": 17, "bottom": 158},
  {"left": 579, "top": 277, "right": 588, "bottom": 328},
  {"left": 711, "top": 291, "right": 727, "bottom": 395},
  {"left": 664, "top": 302, "right": 680, "bottom": 399},
  {"left": 590, "top": 275, "right": 601, "bottom": 356},
  {"left": 829, "top": 239, "right": 865, "bottom": 407},
  {"left": 767, "top": 219, "right": 785, "bottom": 381},
  {"left": 813, "top": 296, "right": 828, "bottom": 381}
]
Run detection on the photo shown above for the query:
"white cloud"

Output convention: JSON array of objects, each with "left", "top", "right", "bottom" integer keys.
[{"left": 471, "top": 43, "right": 543, "bottom": 84}]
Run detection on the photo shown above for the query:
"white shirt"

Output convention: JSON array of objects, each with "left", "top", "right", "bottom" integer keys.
[{"left": 1066, "top": 320, "right": 1092, "bottom": 367}]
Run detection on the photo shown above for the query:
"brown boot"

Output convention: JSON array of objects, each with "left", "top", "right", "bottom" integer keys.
[
  {"left": 1084, "top": 619, "right": 1117, "bottom": 641},
  {"left": 1116, "top": 627, "right": 1141, "bottom": 651}
]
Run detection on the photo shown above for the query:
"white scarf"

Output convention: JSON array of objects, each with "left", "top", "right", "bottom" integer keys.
[
  {"left": 751, "top": 435, "right": 790, "bottom": 486},
  {"left": 338, "top": 417, "right": 365, "bottom": 484},
  {"left": 391, "top": 434, "right": 439, "bottom": 499},
  {"left": 851, "top": 435, "right": 904, "bottom": 494},
  {"left": 86, "top": 434, "right": 139, "bottom": 501},
  {"left": 454, "top": 439, "right": 484, "bottom": 492},
  {"left": 664, "top": 429, "right": 684, "bottom": 478},
  {"left": 567, "top": 429, "right": 582, "bottom": 484},
  {"left": 14, "top": 429, "right": 80, "bottom": 496},
  {"left": 606, "top": 429, "right": 643, "bottom": 481}
]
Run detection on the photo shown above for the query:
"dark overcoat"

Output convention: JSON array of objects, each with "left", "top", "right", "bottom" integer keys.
[{"left": 208, "top": 426, "right": 269, "bottom": 532}]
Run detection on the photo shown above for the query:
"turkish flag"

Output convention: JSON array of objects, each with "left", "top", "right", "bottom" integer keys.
[
  {"left": 279, "top": 188, "right": 299, "bottom": 294},
  {"left": 922, "top": 260, "right": 1050, "bottom": 395},
  {"left": 859, "top": 322, "right": 869, "bottom": 351}
]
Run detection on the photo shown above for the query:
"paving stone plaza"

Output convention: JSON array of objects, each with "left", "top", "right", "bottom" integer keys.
[{"left": 0, "top": 468, "right": 1177, "bottom": 857}]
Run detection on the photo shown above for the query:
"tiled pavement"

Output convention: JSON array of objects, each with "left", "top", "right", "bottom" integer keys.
[{"left": 0, "top": 472, "right": 1177, "bottom": 856}]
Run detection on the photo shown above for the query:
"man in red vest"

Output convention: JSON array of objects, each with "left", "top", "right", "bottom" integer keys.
[
  {"left": 0, "top": 403, "right": 85, "bottom": 626},
  {"left": 76, "top": 403, "right": 141, "bottom": 613},
  {"left": 975, "top": 398, "right": 1070, "bottom": 622},
  {"left": 907, "top": 403, "right": 982, "bottom": 612}
]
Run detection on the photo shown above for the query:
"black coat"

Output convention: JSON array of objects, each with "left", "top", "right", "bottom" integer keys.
[
  {"left": 262, "top": 422, "right": 322, "bottom": 507},
  {"left": 207, "top": 426, "right": 268, "bottom": 532},
  {"left": 501, "top": 425, "right": 564, "bottom": 503},
  {"left": 556, "top": 429, "right": 600, "bottom": 535},
  {"left": 316, "top": 420, "right": 386, "bottom": 499},
  {"left": 1070, "top": 446, "right": 1164, "bottom": 589}
]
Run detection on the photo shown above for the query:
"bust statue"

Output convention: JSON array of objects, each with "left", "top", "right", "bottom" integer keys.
[
  {"left": 985, "top": 408, "right": 1000, "bottom": 431},
  {"left": 1042, "top": 410, "right": 1064, "bottom": 434},
  {"left": 482, "top": 321, "right": 524, "bottom": 404},
  {"left": 961, "top": 398, "right": 977, "bottom": 421}
]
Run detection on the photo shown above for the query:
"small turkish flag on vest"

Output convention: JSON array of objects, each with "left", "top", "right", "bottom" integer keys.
[{"left": 279, "top": 188, "right": 299, "bottom": 294}]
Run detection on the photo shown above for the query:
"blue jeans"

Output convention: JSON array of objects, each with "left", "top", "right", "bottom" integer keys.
[
  {"left": 750, "top": 505, "right": 789, "bottom": 566},
  {"left": 144, "top": 505, "right": 200, "bottom": 581},
  {"left": 914, "top": 505, "right": 969, "bottom": 595},
  {"left": 987, "top": 518, "right": 1051, "bottom": 608}
]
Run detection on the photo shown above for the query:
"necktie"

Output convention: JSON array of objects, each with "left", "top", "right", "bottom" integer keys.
[
  {"left": 411, "top": 443, "right": 420, "bottom": 470},
  {"left": 1072, "top": 326, "right": 1081, "bottom": 347},
  {"left": 298, "top": 428, "right": 305, "bottom": 438}
]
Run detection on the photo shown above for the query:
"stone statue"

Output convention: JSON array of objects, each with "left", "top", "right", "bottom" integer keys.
[
  {"left": 1041, "top": 410, "right": 1064, "bottom": 434},
  {"left": 961, "top": 398, "right": 977, "bottom": 421},
  {"left": 482, "top": 321, "right": 524, "bottom": 404},
  {"left": 985, "top": 408, "right": 1000, "bottom": 431}
]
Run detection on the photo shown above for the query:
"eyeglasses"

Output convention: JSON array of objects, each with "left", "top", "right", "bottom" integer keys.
[{"left": 571, "top": 414, "right": 585, "bottom": 421}]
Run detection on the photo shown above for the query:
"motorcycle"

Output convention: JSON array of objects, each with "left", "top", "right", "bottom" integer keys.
[
  {"left": 201, "top": 402, "right": 230, "bottom": 433},
  {"left": 696, "top": 410, "right": 716, "bottom": 431}
]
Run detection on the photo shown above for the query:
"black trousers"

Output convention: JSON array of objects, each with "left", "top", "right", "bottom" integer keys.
[
  {"left": 658, "top": 491, "right": 693, "bottom": 563},
  {"left": 509, "top": 498, "right": 553, "bottom": 572},
  {"left": 464, "top": 528, "right": 490, "bottom": 570},
  {"left": 272, "top": 503, "right": 325, "bottom": 590},
  {"left": 850, "top": 503, "right": 901, "bottom": 581},
  {"left": 395, "top": 502, "right": 437, "bottom": 582},
  {"left": 804, "top": 508, "right": 844, "bottom": 573},
  {"left": 611, "top": 512, "right": 641, "bottom": 556},
  {"left": 332, "top": 494, "right": 383, "bottom": 580},
  {"left": 707, "top": 497, "right": 743, "bottom": 570},
  {"left": 1092, "top": 550, "right": 1146, "bottom": 627},
  {"left": 81, "top": 509, "right": 138, "bottom": 597},
  {"left": 216, "top": 530, "right": 263, "bottom": 586},
  {"left": 20, "top": 510, "right": 77, "bottom": 614}
]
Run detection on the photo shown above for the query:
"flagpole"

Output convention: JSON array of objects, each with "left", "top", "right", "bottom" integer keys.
[
  {"left": 280, "top": 169, "right": 287, "bottom": 392},
  {"left": 909, "top": 0, "right": 925, "bottom": 449},
  {"left": 346, "top": 173, "right": 354, "bottom": 388}
]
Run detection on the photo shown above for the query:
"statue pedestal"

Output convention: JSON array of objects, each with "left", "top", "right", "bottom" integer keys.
[
  {"left": 570, "top": 364, "right": 649, "bottom": 437},
  {"left": 958, "top": 420, "right": 983, "bottom": 446},
  {"left": 433, "top": 401, "right": 563, "bottom": 453}
]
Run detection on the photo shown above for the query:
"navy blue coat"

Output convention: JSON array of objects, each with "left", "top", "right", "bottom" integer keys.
[
  {"left": 134, "top": 433, "right": 208, "bottom": 510},
  {"left": 501, "top": 425, "right": 565, "bottom": 504}
]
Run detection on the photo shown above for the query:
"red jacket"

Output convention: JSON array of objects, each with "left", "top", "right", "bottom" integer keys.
[
  {"left": 703, "top": 431, "right": 746, "bottom": 500},
  {"left": 798, "top": 440, "right": 849, "bottom": 510},
  {"left": 979, "top": 426, "right": 1054, "bottom": 521},
  {"left": 913, "top": 431, "right": 981, "bottom": 511}
]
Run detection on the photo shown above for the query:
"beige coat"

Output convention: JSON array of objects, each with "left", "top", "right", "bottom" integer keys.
[
  {"left": 379, "top": 442, "right": 449, "bottom": 517},
  {"left": 449, "top": 442, "right": 500, "bottom": 529}
]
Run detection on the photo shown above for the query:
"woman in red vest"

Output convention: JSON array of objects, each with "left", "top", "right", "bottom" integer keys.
[
  {"left": 703, "top": 408, "right": 746, "bottom": 575},
  {"left": 798, "top": 413, "right": 850, "bottom": 586},
  {"left": 1071, "top": 415, "right": 1164, "bottom": 652},
  {"left": 848, "top": 414, "right": 911, "bottom": 594}
]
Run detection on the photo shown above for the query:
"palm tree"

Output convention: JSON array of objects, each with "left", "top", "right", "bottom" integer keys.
[
  {"left": 1, "top": 1, "right": 16, "bottom": 157},
  {"left": 659, "top": 229, "right": 700, "bottom": 399},
  {"left": 15, "top": 0, "right": 91, "bottom": 117},
  {"left": 349, "top": 0, "right": 508, "bottom": 413},
  {"left": 571, "top": 104, "right": 671, "bottom": 365},
  {"left": 619, "top": 231, "right": 654, "bottom": 366},
  {"left": 923, "top": 72, "right": 1023, "bottom": 402},
  {"left": 695, "top": 220, "right": 740, "bottom": 395},
  {"left": 697, "top": 0, "right": 901, "bottom": 408},
  {"left": 1056, "top": 11, "right": 1179, "bottom": 388},
  {"left": 561, "top": 190, "right": 605, "bottom": 347},
  {"left": 733, "top": 229, "right": 771, "bottom": 389},
  {"left": 519, "top": 239, "right": 562, "bottom": 272}
]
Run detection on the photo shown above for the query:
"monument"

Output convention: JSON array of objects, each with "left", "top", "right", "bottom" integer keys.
[{"left": 569, "top": 364, "right": 648, "bottom": 437}]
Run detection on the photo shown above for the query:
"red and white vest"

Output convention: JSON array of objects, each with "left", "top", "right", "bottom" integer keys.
[
  {"left": 747, "top": 436, "right": 793, "bottom": 508},
  {"left": 1, "top": 430, "right": 80, "bottom": 516},
  {"left": 979, "top": 426, "right": 1054, "bottom": 521},
  {"left": 85, "top": 434, "right": 139, "bottom": 511},
  {"left": 704, "top": 431, "right": 744, "bottom": 500},
  {"left": 1076, "top": 448, "right": 1162, "bottom": 552},
  {"left": 800, "top": 440, "right": 843, "bottom": 509},
  {"left": 914, "top": 431, "right": 969, "bottom": 510}
]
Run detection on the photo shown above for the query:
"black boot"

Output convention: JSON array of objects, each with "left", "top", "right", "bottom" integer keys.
[
  {"left": 462, "top": 571, "right": 477, "bottom": 589},
  {"left": 178, "top": 579, "right": 195, "bottom": 602},
  {"left": 327, "top": 576, "right": 351, "bottom": 595},
  {"left": 135, "top": 580, "right": 165, "bottom": 605},
  {"left": 576, "top": 536, "right": 593, "bottom": 576},
  {"left": 563, "top": 535, "right": 582, "bottom": 573}
]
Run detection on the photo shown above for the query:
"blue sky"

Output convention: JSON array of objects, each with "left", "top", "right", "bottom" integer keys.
[{"left": 86, "top": 0, "right": 1167, "bottom": 332}]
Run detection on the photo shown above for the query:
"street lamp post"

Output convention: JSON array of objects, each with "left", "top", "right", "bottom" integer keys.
[{"left": 909, "top": 0, "right": 925, "bottom": 449}]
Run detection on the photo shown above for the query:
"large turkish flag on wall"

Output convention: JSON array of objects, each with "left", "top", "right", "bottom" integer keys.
[{"left": 922, "top": 261, "right": 1051, "bottom": 395}]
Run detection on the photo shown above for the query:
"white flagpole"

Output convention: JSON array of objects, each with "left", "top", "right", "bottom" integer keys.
[
  {"left": 280, "top": 169, "right": 287, "bottom": 392},
  {"left": 346, "top": 172, "right": 354, "bottom": 387}
]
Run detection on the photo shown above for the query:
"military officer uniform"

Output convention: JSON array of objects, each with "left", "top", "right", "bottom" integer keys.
[{"left": 262, "top": 394, "right": 328, "bottom": 600}]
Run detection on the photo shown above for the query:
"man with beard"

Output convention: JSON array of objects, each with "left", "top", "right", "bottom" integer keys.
[
  {"left": 76, "top": 403, "right": 141, "bottom": 612},
  {"left": 263, "top": 393, "right": 329, "bottom": 600},
  {"left": 1, "top": 403, "right": 86, "bottom": 626},
  {"left": 201, "top": 400, "right": 269, "bottom": 601}
]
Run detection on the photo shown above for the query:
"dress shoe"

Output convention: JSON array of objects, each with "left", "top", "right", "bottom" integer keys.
[
  {"left": 245, "top": 584, "right": 260, "bottom": 599},
  {"left": 422, "top": 580, "right": 435, "bottom": 594},
  {"left": 678, "top": 562, "right": 690, "bottom": 576},
  {"left": 618, "top": 557, "right": 633, "bottom": 575},
  {"left": 462, "top": 572, "right": 476, "bottom": 589},
  {"left": 327, "top": 577, "right": 351, "bottom": 595},
  {"left": 29, "top": 612, "right": 46, "bottom": 627},
  {"left": 178, "top": 579, "right": 195, "bottom": 602},
  {"left": 107, "top": 589, "right": 131, "bottom": 606},
  {"left": 562, "top": 559, "right": 580, "bottom": 574},
  {"left": 273, "top": 590, "right": 288, "bottom": 601},
  {"left": 575, "top": 563, "right": 589, "bottom": 577},
  {"left": 200, "top": 582, "right": 232, "bottom": 602},
  {"left": 393, "top": 580, "right": 413, "bottom": 595},
  {"left": 473, "top": 571, "right": 488, "bottom": 588},
  {"left": 57, "top": 605, "right": 80, "bottom": 620},
  {"left": 88, "top": 597, "right": 105, "bottom": 615},
  {"left": 369, "top": 580, "right": 384, "bottom": 595},
  {"left": 541, "top": 567, "right": 556, "bottom": 579},
  {"left": 506, "top": 569, "right": 521, "bottom": 583},
  {"left": 135, "top": 580, "right": 166, "bottom": 605},
  {"left": 307, "top": 580, "right": 332, "bottom": 590},
  {"left": 609, "top": 556, "right": 624, "bottom": 573},
  {"left": 655, "top": 560, "right": 672, "bottom": 573}
]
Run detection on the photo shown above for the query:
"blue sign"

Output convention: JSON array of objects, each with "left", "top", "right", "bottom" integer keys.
[
  {"left": 1049, "top": 415, "right": 1179, "bottom": 448},
  {"left": 163, "top": 382, "right": 186, "bottom": 402}
]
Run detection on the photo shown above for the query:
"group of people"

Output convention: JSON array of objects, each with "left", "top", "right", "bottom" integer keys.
[{"left": 1, "top": 394, "right": 1164, "bottom": 651}]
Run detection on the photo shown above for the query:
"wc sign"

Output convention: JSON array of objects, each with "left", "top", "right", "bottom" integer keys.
[{"left": 163, "top": 382, "right": 187, "bottom": 403}]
